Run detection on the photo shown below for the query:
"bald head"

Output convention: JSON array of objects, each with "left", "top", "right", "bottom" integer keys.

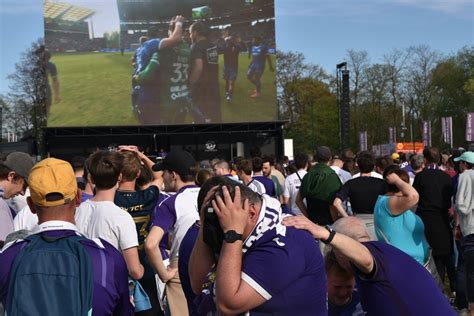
[
  {"left": 331, "top": 158, "right": 344, "bottom": 168},
  {"left": 333, "top": 217, "right": 371, "bottom": 242}
]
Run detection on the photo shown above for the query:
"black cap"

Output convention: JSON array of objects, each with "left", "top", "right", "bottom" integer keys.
[
  {"left": 152, "top": 149, "right": 196, "bottom": 177},
  {"left": 315, "top": 146, "right": 332, "bottom": 162}
]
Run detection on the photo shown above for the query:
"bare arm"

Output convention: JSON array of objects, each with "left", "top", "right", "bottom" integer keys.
[
  {"left": 213, "top": 186, "right": 267, "bottom": 314},
  {"left": 215, "top": 239, "right": 266, "bottom": 314},
  {"left": 333, "top": 197, "right": 349, "bottom": 217},
  {"left": 122, "top": 247, "right": 144, "bottom": 280},
  {"left": 295, "top": 191, "right": 308, "bottom": 216},
  {"left": 283, "top": 216, "right": 374, "bottom": 274},
  {"left": 144, "top": 226, "right": 177, "bottom": 282},
  {"left": 158, "top": 16, "right": 184, "bottom": 50},
  {"left": 118, "top": 145, "right": 163, "bottom": 189},
  {"left": 386, "top": 174, "right": 419, "bottom": 215}
]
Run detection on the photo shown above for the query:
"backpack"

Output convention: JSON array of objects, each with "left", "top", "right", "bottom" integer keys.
[{"left": 6, "top": 233, "right": 93, "bottom": 316}]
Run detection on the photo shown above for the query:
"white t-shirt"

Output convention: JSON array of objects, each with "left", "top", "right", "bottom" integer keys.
[
  {"left": 352, "top": 171, "right": 383, "bottom": 179},
  {"left": 13, "top": 205, "right": 38, "bottom": 232},
  {"left": 330, "top": 166, "right": 352, "bottom": 184},
  {"left": 76, "top": 200, "right": 138, "bottom": 251},
  {"left": 153, "top": 186, "right": 200, "bottom": 260},
  {"left": 283, "top": 170, "right": 307, "bottom": 215}
]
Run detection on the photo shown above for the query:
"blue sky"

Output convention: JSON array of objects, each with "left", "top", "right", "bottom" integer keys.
[{"left": 0, "top": 0, "right": 473, "bottom": 93}]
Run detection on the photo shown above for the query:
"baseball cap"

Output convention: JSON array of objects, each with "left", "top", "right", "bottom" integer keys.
[
  {"left": 454, "top": 151, "right": 474, "bottom": 164},
  {"left": 315, "top": 146, "right": 332, "bottom": 162},
  {"left": 152, "top": 149, "right": 196, "bottom": 177},
  {"left": 2, "top": 152, "right": 34, "bottom": 182},
  {"left": 29, "top": 158, "right": 78, "bottom": 207}
]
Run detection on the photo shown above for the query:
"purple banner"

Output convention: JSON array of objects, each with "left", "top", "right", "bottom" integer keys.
[
  {"left": 389, "top": 127, "right": 396, "bottom": 144},
  {"left": 359, "top": 131, "right": 368, "bottom": 151},
  {"left": 441, "top": 117, "right": 453, "bottom": 146},
  {"left": 466, "top": 112, "right": 474, "bottom": 142},
  {"left": 422, "top": 121, "right": 431, "bottom": 147}
]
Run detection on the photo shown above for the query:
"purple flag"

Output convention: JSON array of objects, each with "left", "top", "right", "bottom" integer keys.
[
  {"left": 422, "top": 121, "right": 431, "bottom": 147},
  {"left": 441, "top": 117, "right": 453, "bottom": 146},
  {"left": 359, "top": 131, "right": 367, "bottom": 151},
  {"left": 389, "top": 127, "right": 396, "bottom": 144},
  {"left": 466, "top": 112, "right": 474, "bottom": 142}
]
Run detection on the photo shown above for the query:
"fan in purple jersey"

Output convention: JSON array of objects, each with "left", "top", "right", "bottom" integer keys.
[
  {"left": 283, "top": 215, "right": 456, "bottom": 316},
  {"left": 0, "top": 158, "right": 132, "bottom": 315},
  {"left": 189, "top": 176, "right": 327, "bottom": 315}
]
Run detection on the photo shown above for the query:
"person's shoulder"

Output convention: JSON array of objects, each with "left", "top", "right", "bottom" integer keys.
[
  {"left": 365, "top": 177, "right": 385, "bottom": 185},
  {"left": 285, "top": 226, "right": 319, "bottom": 244},
  {"left": 141, "top": 185, "right": 160, "bottom": 199},
  {"left": 158, "top": 192, "right": 178, "bottom": 209},
  {"left": 0, "top": 238, "right": 28, "bottom": 257},
  {"left": 80, "top": 237, "right": 126, "bottom": 267},
  {"left": 77, "top": 199, "right": 94, "bottom": 213}
]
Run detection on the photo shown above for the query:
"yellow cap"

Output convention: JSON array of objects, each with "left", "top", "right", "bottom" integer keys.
[
  {"left": 29, "top": 158, "right": 78, "bottom": 207},
  {"left": 391, "top": 153, "right": 400, "bottom": 160}
]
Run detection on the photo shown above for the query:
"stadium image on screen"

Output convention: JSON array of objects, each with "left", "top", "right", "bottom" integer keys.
[{"left": 44, "top": 0, "right": 276, "bottom": 127}]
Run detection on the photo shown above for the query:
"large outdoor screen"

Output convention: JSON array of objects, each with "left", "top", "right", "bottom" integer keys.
[{"left": 44, "top": 0, "right": 276, "bottom": 127}]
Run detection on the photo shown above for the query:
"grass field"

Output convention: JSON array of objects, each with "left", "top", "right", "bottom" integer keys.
[{"left": 47, "top": 52, "right": 277, "bottom": 127}]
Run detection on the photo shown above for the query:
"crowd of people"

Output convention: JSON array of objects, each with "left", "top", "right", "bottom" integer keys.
[
  {"left": 0, "top": 144, "right": 472, "bottom": 315},
  {"left": 45, "top": 31, "right": 106, "bottom": 53}
]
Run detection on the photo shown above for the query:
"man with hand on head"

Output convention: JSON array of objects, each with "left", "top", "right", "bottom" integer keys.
[
  {"left": 283, "top": 215, "right": 456, "bottom": 315},
  {"left": 189, "top": 177, "right": 327, "bottom": 315},
  {"left": 0, "top": 158, "right": 132, "bottom": 315}
]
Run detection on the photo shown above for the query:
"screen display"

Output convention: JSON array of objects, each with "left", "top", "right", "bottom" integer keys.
[{"left": 44, "top": 0, "right": 276, "bottom": 127}]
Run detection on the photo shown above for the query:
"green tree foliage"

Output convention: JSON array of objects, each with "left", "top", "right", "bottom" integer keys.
[
  {"left": 431, "top": 46, "right": 474, "bottom": 148},
  {"left": 279, "top": 46, "right": 473, "bottom": 153},
  {"left": 104, "top": 31, "right": 120, "bottom": 49},
  {"left": 4, "top": 39, "right": 47, "bottom": 155},
  {"left": 277, "top": 51, "right": 337, "bottom": 153}
]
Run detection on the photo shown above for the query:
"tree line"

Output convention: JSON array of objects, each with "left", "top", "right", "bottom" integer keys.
[
  {"left": 0, "top": 40, "right": 472, "bottom": 156},
  {"left": 278, "top": 45, "right": 474, "bottom": 154}
]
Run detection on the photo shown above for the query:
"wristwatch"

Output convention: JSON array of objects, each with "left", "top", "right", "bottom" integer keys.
[
  {"left": 224, "top": 230, "right": 243, "bottom": 243},
  {"left": 321, "top": 225, "right": 336, "bottom": 245}
]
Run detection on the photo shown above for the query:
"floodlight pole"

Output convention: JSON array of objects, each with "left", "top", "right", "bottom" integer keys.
[{"left": 336, "top": 62, "right": 347, "bottom": 150}]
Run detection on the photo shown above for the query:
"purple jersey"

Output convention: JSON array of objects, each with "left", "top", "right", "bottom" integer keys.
[
  {"left": 0, "top": 222, "right": 132, "bottom": 316},
  {"left": 242, "top": 226, "right": 327, "bottom": 315},
  {"left": 355, "top": 241, "right": 456, "bottom": 315},
  {"left": 253, "top": 176, "right": 275, "bottom": 197},
  {"left": 153, "top": 185, "right": 200, "bottom": 259}
]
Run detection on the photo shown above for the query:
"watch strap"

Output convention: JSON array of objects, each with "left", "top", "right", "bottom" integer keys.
[{"left": 321, "top": 225, "right": 336, "bottom": 244}]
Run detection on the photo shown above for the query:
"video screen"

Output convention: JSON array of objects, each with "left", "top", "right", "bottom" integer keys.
[{"left": 44, "top": 0, "right": 277, "bottom": 127}]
